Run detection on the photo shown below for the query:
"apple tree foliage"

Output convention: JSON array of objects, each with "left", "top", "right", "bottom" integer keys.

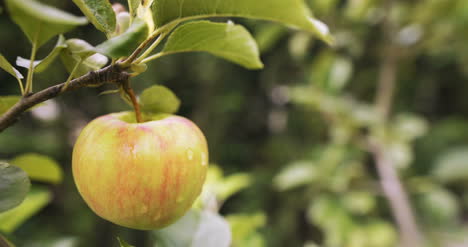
[
  {"left": 0, "top": 0, "right": 331, "bottom": 245},
  {"left": 262, "top": 0, "right": 468, "bottom": 246}
]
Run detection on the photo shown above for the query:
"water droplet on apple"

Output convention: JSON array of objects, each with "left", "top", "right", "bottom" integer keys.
[
  {"left": 140, "top": 204, "right": 148, "bottom": 214},
  {"left": 201, "top": 152, "right": 208, "bottom": 166},
  {"left": 153, "top": 211, "right": 161, "bottom": 221},
  {"left": 187, "top": 149, "right": 194, "bottom": 161}
]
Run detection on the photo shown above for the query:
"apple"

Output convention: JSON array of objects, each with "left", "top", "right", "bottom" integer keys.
[{"left": 72, "top": 111, "right": 209, "bottom": 230}]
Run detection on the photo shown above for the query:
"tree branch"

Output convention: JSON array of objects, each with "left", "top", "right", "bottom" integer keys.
[
  {"left": 0, "top": 64, "right": 129, "bottom": 132},
  {"left": 371, "top": 0, "right": 425, "bottom": 246}
]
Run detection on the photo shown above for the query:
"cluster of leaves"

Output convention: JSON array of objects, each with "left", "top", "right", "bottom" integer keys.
[
  {"left": 0, "top": 153, "right": 62, "bottom": 245},
  {"left": 278, "top": 75, "right": 468, "bottom": 246},
  {"left": 256, "top": 0, "right": 468, "bottom": 245},
  {"left": 0, "top": 0, "right": 332, "bottom": 116}
]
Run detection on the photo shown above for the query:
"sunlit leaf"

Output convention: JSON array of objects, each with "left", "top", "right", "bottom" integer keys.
[
  {"left": 416, "top": 187, "right": 460, "bottom": 226},
  {"left": 365, "top": 221, "right": 397, "bottom": 247},
  {"left": 274, "top": 161, "right": 317, "bottom": 191},
  {"left": 288, "top": 32, "right": 313, "bottom": 61},
  {"left": 307, "top": 195, "right": 353, "bottom": 246},
  {"left": 6, "top": 0, "right": 88, "bottom": 48},
  {"left": 154, "top": 209, "right": 231, "bottom": 247},
  {"left": 342, "top": 191, "right": 376, "bottom": 215},
  {"left": 216, "top": 173, "right": 251, "bottom": 202},
  {"left": 432, "top": 147, "right": 468, "bottom": 183},
  {"left": 10, "top": 153, "right": 63, "bottom": 185},
  {"left": 197, "top": 166, "right": 251, "bottom": 208},
  {"left": 0, "top": 163, "right": 30, "bottom": 213},
  {"left": 151, "top": 0, "right": 333, "bottom": 44},
  {"left": 0, "top": 54, "right": 23, "bottom": 81},
  {"left": 162, "top": 21, "right": 263, "bottom": 70},
  {"left": 0, "top": 186, "right": 51, "bottom": 233},
  {"left": 226, "top": 213, "right": 266, "bottom": 247},
  {"left": 96, "top": 18, "right": 148, "bottom": 58},
  {"left": 393, "top": 113, "right": 428, "bottom": 141},
  {"left": 71, "top": 0, "right": 116, "bottom": 35},
  {"left": 140, "top": 85, "right": 180, "bottom": 114}
]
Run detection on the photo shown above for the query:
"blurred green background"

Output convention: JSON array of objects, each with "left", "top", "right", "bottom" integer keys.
[{"left": 2, "top": 0, "right": 468, "bottom": 246}]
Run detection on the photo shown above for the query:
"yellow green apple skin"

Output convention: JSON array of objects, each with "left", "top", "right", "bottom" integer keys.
[{"left": 72, "top": 112, "right": 209, "bottom": 230}]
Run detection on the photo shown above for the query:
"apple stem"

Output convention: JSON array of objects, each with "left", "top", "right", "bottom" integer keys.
[{"left": 123, "top": 80, "right": 143, "bottom": 123}]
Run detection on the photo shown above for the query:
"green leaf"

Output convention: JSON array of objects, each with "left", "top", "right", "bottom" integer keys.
[
  {"left": 128, "top": 0, "right": 140, "bottom": 18},
  {"left": 71, "top": 0, "right": 116, "bottom": 35},
  {"left": 342, "top": 191, "right": 376, "bottom": 215},
  {"left": 60, "top": 47, "right": 108, "bottom": 78},
  {"left": 365, "top": 221, "right": 397, "bottom": 247},
  {"left": 0, "top": 186, "right": 52, "bottom": 234},
  {"left": 307, "top": 195, "right": 354, "bottom": 246},
  {"left": 0, "top": 163, "right": 30, "bottom": 213},
  {"left": 0, "top": 54, "right": 23, "bottom": 81},
  {"left": 64, "top": 39, "right": 97, "bottom": 59},
  {"left": 432, "top": 147, "right": 468, "bottom": 183},
  {"left": 140, "top": 85, "right": 180, "bottom": 114},
  {"left": 162, "top": 21, "right": 263, "bottom": 70},
  {"left": 15, "top": 35, "right": 67, "bottom": 73},
  {"left": 154, "top": 209, "right": 231, "bottom": 247},
  {"left": 10, "top": 153, "right": 63, "bottom": 185},
  {"left": 34, "top": 36, "right": 67, "bottom": 73},
  {"left": 151, "top": 0, "right": 333, "bottom": 44},
  {"left": 117, "top": 237, "right": 135, "bottom": 247},
  {"left": 417, "top": 187, "right": 460, "bottom": 226},
  {"left": 216, "top": 174, "right": 251, "bottom": 202},
  {"left": 0, "top": 96, "right": 21, "bottom": 116},
  {"left": 274, "top": 161, "right": 317, "bottom": 191},
  {"left": 96, "top": 18, "right": 149, "bottom": 58},
  {"left": 197, "top": 166, "right": 251, "bottom": 208},
  {"left": 226, "top": 213, "right": 266, "bottom": 247},
  {"left": 393, "top": 113, "right": 428, "bottom": 141},
  {"left": 6, "top": 0, "right": 88, "bottom": 48}
]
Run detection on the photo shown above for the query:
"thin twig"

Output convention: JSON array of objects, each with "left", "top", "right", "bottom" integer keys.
[
  {"left": 139, "top": 52, "right": 166, "bottom": 64},
  {"left": 134, "top": 32, "right": 168, "bottom": 64},
  {"left": 61, "top": 59, "right": 83, "bottom": 92},
  {"left": 122, "top": 80, "right": 143, "bottom": 123},
  {"left": 371, "top": 0, "right": 425, "bottom": 246},
  {"left": 25, "top": 31, "right": 39, "bottom": 94},
  {"left": 370, "top": 141, "right": 424, "bottom": 247},
  {"left": 0, "top": 64, "right": 128, "bottom": 132},
  {"left": 120, "top": 27, "right": 165, "bottom": 66}
]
